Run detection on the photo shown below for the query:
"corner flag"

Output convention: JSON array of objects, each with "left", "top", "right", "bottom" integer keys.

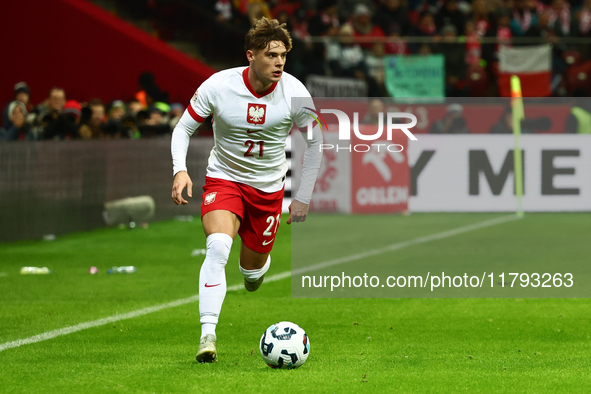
[{"left": 511, "top": 75, "right": 524, "bottom": 217}]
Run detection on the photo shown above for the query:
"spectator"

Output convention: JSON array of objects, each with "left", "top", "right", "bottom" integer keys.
[
  {"left": 337, "top": 0, "right": 374, "bottom": 22},
  {"left": 546, "top": 0, "right": 571, "bottom": 36},
  {"left": 122, "top": 113, "right": 140, "bottom": 139},
  {"left": 3, "top": 82, "right": 31, "bottom": 132},
  {"left": 104, "top": 100, "right": 127, "bottom": 139},
  {"left": 573, "top": 0, "right": 591, "bottom": 37},
  {"left": 572, "top": 0, "right": 591, "bottom": 57},
  {"left": 308, "top": 0, "right": 339, "bottom": 37},
  {"left": 325, "top": 23, "right": 383, "bottom": 96},
  {"left": 40, "top": 100, "right": 82, "bottom": 141},
  {"left": 435, "top": 24, "right": 467, "bottom": 96},
  {"left": 281, "top": 8, "right": 309, "bottom": 81},
  {"left": 214, "top": 0, "right": 234, "bottom": 22},
  {"left": 365, "top": 43, "right": 387, "bottom": 94},
  {"left": 90, "top": 101, "right": 106, "bottom": 137},
  {"left": 230, "top": 0, "right": 272, "bottom": 25},
  {"left": 362, "top": 98, "right": 386, "bottom": 124},
  {"left": 14, "top": 82, "right": 31, "bottom": 111},
  {"left": 490, "top": 106, "right": 515, "bottom": 134},
  {"left": 122, "top": 99, "right": 142, "bottom": 139},
  {"left": 38, "top": 87, "right": 66, "bottom": 115},
  {"left": 384, "top": 23, "right": 410, "bottom": 54},
  {"left": 410, "top": 11, "right": 437, "bottom": 52},
  {"left": 34, "top": 87, "right": 66, "bottom": 140},
  {"left": 326, "top": 24, "right": 367, "bottom": 78},
  {"left": 270, "top": 0, "right": 302, "bottom": 19},
  {"left": 435, "top": 0, "right": 466, "bottom": 36},
  {"left": 136, "top": 72, "right": 169, "bottom": 109},
  {"left": 430, "top": 104, "right": 469, "bottom": 133},
  {"left": 168, "top": 103, "right": 184, "bottom": 129},
  {"left": 79, "top": 100, "right": 106, "bottom": 139},
  {"left": 490, "top": 105, "right": 551, "bottom": 133},
  {"left": 246, "top": 1, "right": 272, "bottom": 25},
  {"left": 533, "top": 9, "right": 563, "bottom": 41},
  {"left": 416, "top": 10, "right": 437, "bottom": 35},
  {"left": 374, "top": 0, "right": 411, "bottom": 37},
  {"left": 59, "top": 100, "right": 83, "bottom": 140},
  {"left": 108, "top": 100, "right": 126, "bottom": 121},
  {"left": 481, "top": 10, "right": 512, "bottom": 66},
  {"left": 289, "top": 7, "right": 310, "bottom": 42},
  {"left": 348, "top": 3, "right": 385, "bottom": 51},
  {"left": 418, "top": 42, "right": 433, "bottom": 54},
  {"left": 127, "top": 99, "right": 142, "bottom": 116},
  {"left": 471, "top": 0, "right": 492, "bottom": 37},
  {"left": 510, "top": 0, "right": 539, "bottom": 37},
  {"left": 464, "top": 20, "right": 483, "bottom": 66},
  {"left": 139, "top": 107, "right": 170, "bottom": 137},
  {"left": 495, "top": 11, "right": 512, "bottom": 52},
  {"left": 0, "top": 101, "right": 33, "bottom": 141},
  {"left": 308, "top": 0, "right": 340, "bottom": 75}
]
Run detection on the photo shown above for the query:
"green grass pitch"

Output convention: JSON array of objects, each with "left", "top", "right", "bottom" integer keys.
[{"left": 1, "top": 213, "right": 590, "bottom": 393}]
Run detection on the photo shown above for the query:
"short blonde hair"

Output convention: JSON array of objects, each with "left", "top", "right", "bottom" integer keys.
[{"left": 245, "top": 17, "right": 292, "bottom": 53}]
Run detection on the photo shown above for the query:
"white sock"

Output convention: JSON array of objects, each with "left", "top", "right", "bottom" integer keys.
[
  {"left": 201, "top": 323, "right": 216, "bottom": 338},
  {"left": 199, "top": 233, "right": 233, "bottom": 339},
  {"left": 239, "top": 255, "right": 271, "bottom": 282}
]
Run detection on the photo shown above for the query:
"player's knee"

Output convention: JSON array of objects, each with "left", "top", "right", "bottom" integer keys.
[
  {"left": 205, "top": 233, "right": 233, "bottom": 267},
  {"left": 240, "top": 254, "right": 270, "bottom": 271},
  {"left": 207, "top": 240, "right": 230, "bottom": 264}
]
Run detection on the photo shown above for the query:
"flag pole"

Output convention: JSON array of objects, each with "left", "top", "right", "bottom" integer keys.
[{"left": 510, "top": 75, "right": 525, "bottom": 218}]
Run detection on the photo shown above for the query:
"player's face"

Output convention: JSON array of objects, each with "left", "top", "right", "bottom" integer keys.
[{"left": 248, "top": 41, "right": 287, "bottom": 86}]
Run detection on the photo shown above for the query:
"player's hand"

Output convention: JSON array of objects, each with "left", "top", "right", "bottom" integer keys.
[
  {"left": 287, "top": 199, "right": 309, "bottom": 224},
  {"left": 172, "top": 171, "right": 193, "bottom": 205}
]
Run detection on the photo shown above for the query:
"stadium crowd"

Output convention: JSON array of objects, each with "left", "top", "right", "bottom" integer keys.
[
  {"left": 4, "top": 0, "right": 591, "bottom": 141},
  {"left": 200, "top": 0, "right": 591, "bottom": 96},
  {"left": 0, "top": 74, "right": 187, "bottom": 141}
]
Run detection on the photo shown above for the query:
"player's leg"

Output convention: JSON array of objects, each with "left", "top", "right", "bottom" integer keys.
[
  {"left": 236, "top": 183, "right": 284, "bottom": 292},
  {"left": 196, "top": 210, "right": 240, "bottom": 363},
  {"left": 200, "top": 210, "right": 241, "bottom": 331},
  {"left": 239, "top": 243, "right": 271, "bottom": 292},
  {"left": 196, "top": 177, "right": 244, "bottom": 362}
]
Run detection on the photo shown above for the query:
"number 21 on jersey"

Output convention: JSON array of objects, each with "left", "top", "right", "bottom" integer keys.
[
  {"left": 263, "top": 214, "right": 281, "bottom": 236},
  {"left": 244, "top": 140, "right": 264, "bottom": 157}
]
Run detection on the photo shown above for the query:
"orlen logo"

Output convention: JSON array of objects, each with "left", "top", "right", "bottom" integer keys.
[
  {"left": 362, "top": 147, "right": 405, "bottom": 182},
  {"left": 305, "top": 109, "right": 417, "bottom": 153},
  {"left": 356, "top": 146, "right": 408, "bottom": 207}
]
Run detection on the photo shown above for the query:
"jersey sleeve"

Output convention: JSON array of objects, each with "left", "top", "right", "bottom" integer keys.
[
  {"left": 171, "top": 75, "right": 217, "bottom": 176},
  {"left": 187, "top": 76, "right": 216, "bottom": 122},
  {"left": 171, "top": 109, "right": 202, "bottom": 176},
  {"left": 289, "top": 80, "right": 316, "bottom": 129}
]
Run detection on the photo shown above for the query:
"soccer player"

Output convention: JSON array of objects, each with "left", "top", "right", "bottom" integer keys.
[{"left": 171, "top": 17, "right": 323, "bottom": 363}]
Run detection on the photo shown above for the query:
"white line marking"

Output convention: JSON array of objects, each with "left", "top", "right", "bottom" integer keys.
[
  {"left": 0, "top": 214, "right": 518, "bottom": 353},
  {"left": 292, "top": 214, "right": 519, "bottom": 275}
]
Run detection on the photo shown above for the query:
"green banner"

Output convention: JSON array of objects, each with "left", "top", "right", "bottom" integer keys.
[{"left": 385, "top": 54, "right": 444, "bottom": 99}]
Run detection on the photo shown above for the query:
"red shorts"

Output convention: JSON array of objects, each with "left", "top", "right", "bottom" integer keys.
[{"left": 201, "top": 177, "right": 284, "bottom": 254}]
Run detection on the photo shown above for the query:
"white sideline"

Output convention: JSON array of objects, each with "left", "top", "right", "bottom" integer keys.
[{"left": 0, "top": 214, "right": 519, "bottom": 353}]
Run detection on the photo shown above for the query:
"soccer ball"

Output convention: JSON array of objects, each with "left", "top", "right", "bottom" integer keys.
[{"left": 259, "top": 321, "right": 310, "bottom": 369}]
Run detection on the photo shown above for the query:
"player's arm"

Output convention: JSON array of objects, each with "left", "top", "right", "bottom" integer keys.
[
  {"left": 171, "top": 110, "right": 202, "bottom": 205},
  {"left": 288, "top": 122, "right": 323, "bottom": 224}
]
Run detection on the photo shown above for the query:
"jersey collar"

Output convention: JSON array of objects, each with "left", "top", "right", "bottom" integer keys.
[{"left": 243, "top": 67, "right": 278, "bottom": 98}]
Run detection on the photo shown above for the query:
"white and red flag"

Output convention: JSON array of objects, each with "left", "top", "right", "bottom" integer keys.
[{"left": 498, "top": 45, "right": 551, "bottom": 97}]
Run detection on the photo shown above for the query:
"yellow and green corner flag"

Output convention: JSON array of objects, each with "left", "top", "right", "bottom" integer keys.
[{"left": 511, "top": 75, "right": 525, "bottom": 217}]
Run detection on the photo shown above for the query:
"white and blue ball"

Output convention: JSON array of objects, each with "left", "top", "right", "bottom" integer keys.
[{"left": 259, "top": 321, "right": 310, "bottom": 369}]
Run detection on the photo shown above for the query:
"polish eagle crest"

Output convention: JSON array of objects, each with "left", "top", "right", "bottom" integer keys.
[{"left": 249, "top": 105, "right": 265, "bottom": 123}]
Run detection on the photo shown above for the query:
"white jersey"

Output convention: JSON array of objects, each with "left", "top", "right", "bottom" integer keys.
[{"left": 184, "top": 67, "right": 313, "bottom": 193}]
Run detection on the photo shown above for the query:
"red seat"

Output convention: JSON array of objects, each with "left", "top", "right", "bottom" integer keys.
[
  {"left": 562, "top": 50, "right": 584, "bottom": 67},
  {"left": 465, "top": 65, "right": 490, "bottom": 97},
  {"left": 565, "top": 61, "right": 591, "bottom": 95}
]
